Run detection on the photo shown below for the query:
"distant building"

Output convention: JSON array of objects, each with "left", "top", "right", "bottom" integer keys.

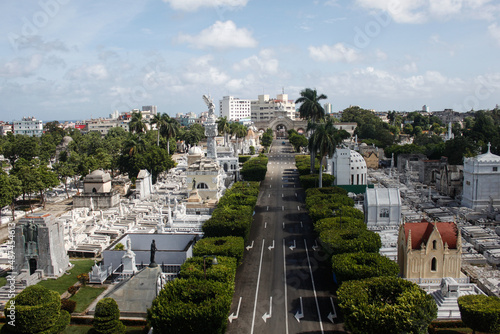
[
  {"left": 333, "top": 122, "right": 356, "bottom": 136},
  {"left": 251, "top": 94, "right": 297, "bottom": 122},
  {"left": 0, "top": 122, "right": 12, "bottom": 136},
  {"left": 323, "top": 103, "right": 332, "bottom": 114},
  {"left": 219, "top": 96, "right": 251, "bottom": 121},
  {"left": 462, "top": 143, "right": 500, "bottom": 211},
  {"left": 13, "top": 116, "right": 43, "bottom": 137},
  {"left": 87, "top": 118, "right": 129, "bottom": 136}
]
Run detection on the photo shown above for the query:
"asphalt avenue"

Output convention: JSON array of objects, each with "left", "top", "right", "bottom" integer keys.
[{"left": 226, "top": 139, "right": 345, "bottom": 334}]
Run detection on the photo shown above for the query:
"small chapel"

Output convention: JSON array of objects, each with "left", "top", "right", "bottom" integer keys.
[{"left": 398, "top": 220, "right": 462, "bottom": 279}]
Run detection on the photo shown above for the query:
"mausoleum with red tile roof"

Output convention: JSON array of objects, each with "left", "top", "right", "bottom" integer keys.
[{"left": 398, "top": 220, "right": 462, "bottom": 279}]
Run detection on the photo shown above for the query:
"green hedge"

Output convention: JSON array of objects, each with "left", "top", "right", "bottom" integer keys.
[
  {"left": 314, "top": 216, "right": 365, "bottom": 234},
  {"left": 299, "top": 174, "right": 335, "bottom": 189},
  {"left": 458, "top": 294, "right": 500, "bottom": 334},
  {"left": 319, "top": 228, "right": 381, "bottom": 255},
  {"left": 240, "top": 155, "right": 268, "bottom": 181},
  {"left": 331, "top": 252, "right": 399, "bottom": 284},
  {"left": 193, "top": 236, "right": 245, "bottom": 264},
  {"left": 179, "top": 256, "right": 237, "bottom": 285},
  {"left": 148, "top": 278, "right": 232, "bottom": 334},
  {"left": 238, "top": 155, "right": 251, "bottom": 163},
  {"left": 305, "top": 192, "right": 356, "bottom": 223},
  {"left": 92, "top": 298, "right": 126, "bottom": 334},
  {"left": 2, "top": 285, "right": 69, "bottom": 333},
  {"left": 338, "top": 277, "right": 437, "bottom": 334},
  {"left": 295, "top": 155, "right": 320, "bottom": 176},
  {"left": 202, "top": 205, "right": 253, "bottom": 239}
]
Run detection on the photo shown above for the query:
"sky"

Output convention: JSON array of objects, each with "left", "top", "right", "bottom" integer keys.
[{"left": 1, "top": 0, "right": 500, "bottom": 122}]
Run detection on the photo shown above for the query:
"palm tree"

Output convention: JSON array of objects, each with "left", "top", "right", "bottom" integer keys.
[
  {"left": 309, "top": 119, "right": 337, "bottom": 188},
  {"left": 161, "top": 116, "right": 179, "bottom": 154},
  {"left": 235, "top": 124, "right": 248, "bottom": 154},
  {"left": 295, "top": 88, "right": 328, "bottom": 122},
  {"left": 216, "top": 116, "right": 231, "bottom": 147},
  {"left": 124, "top": 134, "right": 146, "bottom": 157},
  {"left": 295, "top": 88, "right": 328, "bottom": 173},
  {"left": 128, "top": 112, "right": 147, "bottom": 134},
  {"left": 150, "top": 113, "right": 167, "bottom": 146}
]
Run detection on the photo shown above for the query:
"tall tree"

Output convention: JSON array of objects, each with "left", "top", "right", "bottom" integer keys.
[
  {"left": 128, "top": 111, "right": 147, "bottom": 134},
  {"left": 162, "top": 115, "right": 179, "bottom": 154},
  {"left": 52, "top": 161, "right": 76, "bottom": 198},
  {"left": 217, "top": 116, "right": 231, "bottom": 147},
  {"left": 308, "top": 119, "right": 337, "bottom": 188},
  {"left": 295, "top": 88, "right": 328, "bottom": 173},
  {"left": 0, "top": 171, "right": 22, "bottom": 221},
  {"left": 295, "top": 88, "right": 328, "bottom": 122}
]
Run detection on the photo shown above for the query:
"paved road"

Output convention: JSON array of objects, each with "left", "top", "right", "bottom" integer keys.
[{"left": 226, "top": 139, "right": 345, "bottom": 334}]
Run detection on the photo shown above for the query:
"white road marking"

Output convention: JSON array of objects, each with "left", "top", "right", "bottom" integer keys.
[
  {"left": 304, "top": 239, "right": 325, "bottom": 333},
  {"left": 228, "top": 296, "right": 242, "bottom": 323},
  {"left": 283, "top": 239, "right": 289, "bottom": 334},
  {"left": 251, "top": 240, "right": 266, "bottom": 334}
]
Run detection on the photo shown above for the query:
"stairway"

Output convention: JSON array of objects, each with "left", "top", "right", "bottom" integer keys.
[{"left": 431, "top": 290, "right": 462, "bottom": 319}]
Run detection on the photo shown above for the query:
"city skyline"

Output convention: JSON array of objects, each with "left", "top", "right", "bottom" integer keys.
[{"left": 1, "top": 0, "right": 500, "bottom": 121}]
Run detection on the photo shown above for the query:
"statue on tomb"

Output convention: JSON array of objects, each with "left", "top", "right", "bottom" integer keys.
[
  {"left": 149, "top": 239, "right": 158, "bottom": 267},
  {"left": 23, "top": 221, "right": 39, "bottom": 255},
  {"left": 192, "top": 178, "right": 196, "bottom": 190}
]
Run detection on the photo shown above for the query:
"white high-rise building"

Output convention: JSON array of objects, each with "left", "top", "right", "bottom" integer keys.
[
  {"left": 219, "top": 96, "right": 251, "bottom": 121},
  {"left": 251, "top": 94, "right": 296, "bottom": 122},
  {"left": 324, "top": 103, "right": 332, "bottom": 114},
  {"left": 13, "top": 116, "right": 43, "bottom": 137}
]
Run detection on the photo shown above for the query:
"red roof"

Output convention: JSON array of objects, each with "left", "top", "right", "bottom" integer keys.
[{"left": 404, "top": 221, "right": 458, "bottom": 250}]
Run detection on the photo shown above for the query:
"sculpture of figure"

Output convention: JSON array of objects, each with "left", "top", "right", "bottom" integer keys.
[
  {"left": 192, "top": 178, "right": 196, "bottom": 190},
  {"left": 149, "top": 239, "right": 158, "bottom": 267}
]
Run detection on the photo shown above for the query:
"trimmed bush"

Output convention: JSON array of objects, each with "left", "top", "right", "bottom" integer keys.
[
  {"left": 238, "top": 155, "right": 251, "bottom": 163},
  {"left": 331, "top": 252, "right": 399, "bottom": 284},
  {"left": 338, "top": 277, "right": 437, "bottom": 334},
  {"left": 306, "top": 187, "right": 348, "bottom": 197},
  {"left": 61, "top": 299, "right": 77, "bottom": 314},
  {"left": 148, "top": 278, "right": 233, "bottom": 334},
  {"left": 92, "top": 297, "right": 126, "bottom": 334},
  {"left": 193, "top": 236, "right": 245, "bottom": 263},
  {"left": 314, "top": 216, "right": 365, "bottom": 234},
  {"left": 179, "top": 256, "right": 237, "bottom": 285},
  {"left": 458, "top": 294, "right": 500, "bottom": 334},
  {"left": 295, "top": 155, "right": 320, "bottom": 175},
  {"left": 202, "top": 205, "right": 253, "bottom": 239},
  {"left": 299, "top": 174, "right": 335, "bottom": 189},
  {"left": 2, "top": 285, "right": 69, "bottom": 333},
  {"left": 241, "top": 155, "right": 268, "bottom": 181},
  {"left": 319, "top": 228, "right": 381, "bottom": 255}
]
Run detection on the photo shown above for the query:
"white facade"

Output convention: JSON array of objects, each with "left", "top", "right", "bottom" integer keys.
[
  {"left": 87, "top": 119, "right": 129, "bottom": 136},
  {"left": 462, "top": 144, "right": 500, "bottom": 210},
  {"left": 13, "top": 116, "right": 43, "bottom": 137},
  {"left": 364, "top": 188, "right": 402, "bottom": 228},
  {"left": 219, "top": 96, "right": 251, "bottom": 121},
  {"left": 251, "top": 94, "right": 297, "bottom": 122},
  {"left": 324, "top": 103, "right": 332, "bottom": 114},
  {"left": 326, "top": 148, "right": 367, "bottom": 186}
]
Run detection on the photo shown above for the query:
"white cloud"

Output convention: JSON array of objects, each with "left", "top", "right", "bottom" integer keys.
[
  {"left": 177, "top": 21, "right": 258, "bottom": 49},
  {"left": 489, "top": 23, "right": 500, "bottom": 46},
  {"left": 355, "top": 0, "right": 500, "bottom": 23},
  {"left": 308, "top": 43, "right": 361, "bottom": 63},
  {"left": 163, "top": 0, "right": 248, "bottom": 11},
  {"left": 66, "top": 63, "right": 108, "bottom": 80},
  {"left": 234, "top": 49, "right": 279, "bottom": 74},
  {"left": 0, "top": 54, "right": 43, "bottom": 77},
  {"left": 182, "top": 55, "right": 230, "bottom": 85}
]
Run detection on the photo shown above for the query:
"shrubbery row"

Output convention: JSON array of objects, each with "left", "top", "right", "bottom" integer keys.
[
  {"left": 299, "top": 154, "right": 436, "bottom": 333},
  {"left": 148, "top": 180, "right": 262, "bottom": 333}
]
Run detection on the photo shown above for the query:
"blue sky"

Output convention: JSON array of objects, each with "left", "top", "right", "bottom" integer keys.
[{"left": 1, "top": 0, "right": 500, "bottom": 121}]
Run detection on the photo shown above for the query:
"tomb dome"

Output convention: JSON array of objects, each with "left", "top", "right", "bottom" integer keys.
[
  {"left": 349, "top": 150, "right": 367, "bottom": 170},
  {"left": 188, "top": 146, "right": 203, "bottom": 155},
  {"left": 85, "top": 169, "right": 111, "bottom": 183}
]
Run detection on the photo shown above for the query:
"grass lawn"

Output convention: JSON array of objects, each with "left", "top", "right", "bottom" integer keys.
[
  {"left": 38, "top": 259, "right": 94, "bottom": 295},
  {"left": 0, "top": 277, "right": 6, "bottom": 288},
  {"left": 69, "top": 286, "right": 106, "bottom": 313}
]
